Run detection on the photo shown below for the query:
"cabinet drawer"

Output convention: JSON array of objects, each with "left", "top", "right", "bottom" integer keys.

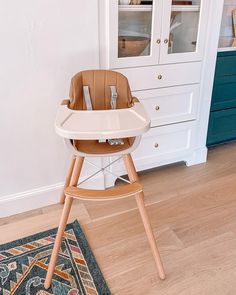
[
  {"left": 111, "top": 121, "right": 195, "bottom": 174},
  {"left": 215, "top": 51, "right": 236, "bottom": 77},
  {"left": 133, "top": 85, "right": 199, "bottom": 127},
  {"left": 117, "top": 62, "right": 202, "bottom": 91},
  {"left": 207, "top": 108, "right": 236, "bottom": 146},
  {"left": 211, "top": 76, "right": 236, "bottom": 111},
  {"left": 132, "top": 122, "right": 194, "bottom": 161}
]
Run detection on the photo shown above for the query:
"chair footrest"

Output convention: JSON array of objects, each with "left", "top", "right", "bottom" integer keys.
[{"left": 64, "top": 182, "right": 143, "bottom": 201}]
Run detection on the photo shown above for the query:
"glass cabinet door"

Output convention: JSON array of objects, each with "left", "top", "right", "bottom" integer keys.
[
  {"left": 160, "top": 0, "right": 210, "bottom": 63},
  {"left": 118, "top": 5, "right": 153, "bottom": 58},
  {"left": 109, "top": 0, "right": 162, "bottom": 68}
]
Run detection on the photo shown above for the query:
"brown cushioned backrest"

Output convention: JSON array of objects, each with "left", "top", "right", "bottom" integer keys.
[{"left": 69, "top": 70, "right": 133, "bottom": 110}]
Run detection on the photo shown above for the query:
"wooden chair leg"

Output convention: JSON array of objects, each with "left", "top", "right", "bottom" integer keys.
[
  {"left": 44, "top": 156, "right": 84, "bottom": 289},
  {"left": 123, "top": 154, "right": 166, "bottom": 280},
  {"left": 60, "top": 156, "right": 76, "bottom": 204}
]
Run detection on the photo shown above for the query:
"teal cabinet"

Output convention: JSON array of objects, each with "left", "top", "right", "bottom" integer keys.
[
  {"left": 208, "top": 108, "right": 236, "bottom": 145},
  {"left": 211, "top": 77, "right": 236, "bottom": 111},
  {"left": 214, "top": 51, "right": 236, "bottom": 77},
  {"left": 207, "top": 51, "right": 236, "bottom": 146}
]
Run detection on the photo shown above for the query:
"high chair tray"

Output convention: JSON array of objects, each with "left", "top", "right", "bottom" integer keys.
[{"left": 55, "top": 102, "right": 150, "bottom": 140}]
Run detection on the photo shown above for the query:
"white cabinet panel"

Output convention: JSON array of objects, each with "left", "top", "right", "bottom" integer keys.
[
  {"left": 133, "top": 84, "right": 200, "bottom": 127},
  {"left": 117, "top": 62, "right": 201, "bottom": 91},
  {"left": 111, "top": 121, "right": 196, "bottom": 175},
  {"left": 133, "top": 122, "right": 194, "bottom": 160}
]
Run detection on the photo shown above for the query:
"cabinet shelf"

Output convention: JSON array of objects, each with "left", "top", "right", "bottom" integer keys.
[
  {"left": 172, "top": 5, "right": 200, "bottom": 12},
  {"left": 118, "top": 5, "right": 200, "bottom": 12},
  {"left": 118, "top": 5, "right": 152, "bottom": 12}
]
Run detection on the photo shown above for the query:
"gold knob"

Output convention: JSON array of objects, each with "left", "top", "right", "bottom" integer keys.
[
  {"left": 156, "top": 39, "right": 161, "bottom": 44},
  {"left": 155, "top": 106, "right": 160, "bottom": 111},
  {"left": 164, "top": 38, "right": 169, "bottom": 44},
  {"left": 157, "top": 75, "right": 162, "bottom": 80},
  {"left": 154, "top": 143, "right": 159, "bottom": 148}
]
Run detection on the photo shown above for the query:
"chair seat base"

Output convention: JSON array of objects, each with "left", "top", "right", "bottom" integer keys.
[{"left": 64, "top": 182, "right": 143, "bottom": 201}]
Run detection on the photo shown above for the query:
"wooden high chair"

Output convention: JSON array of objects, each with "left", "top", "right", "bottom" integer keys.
[{"left": 44, "top": 70, "right": 165, "bottom": 289}]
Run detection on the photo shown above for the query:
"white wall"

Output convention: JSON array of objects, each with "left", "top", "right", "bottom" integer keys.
[{"left": 0, "top": 0, "right": 99, "bottom": 217}]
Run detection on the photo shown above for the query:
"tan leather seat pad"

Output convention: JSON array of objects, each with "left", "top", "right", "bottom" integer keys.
[
  {"left": 73, "top": 138, "right": 135, "bottom": 155},
  {"left": 69, "top": 70, "right": 133, "bottom": 110}
]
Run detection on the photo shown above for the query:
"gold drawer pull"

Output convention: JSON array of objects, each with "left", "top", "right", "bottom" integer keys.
[
  {"left": 156, "top": 39, "right": 161, "bottom": 44},
  {"left": 157, "top": 75, "right": 162, "bottom": 80},
  {"left": 155, "top": 106, "right": 160, "bottom": 111},
  {"left": 154, "top": 143, "right": 159, "bottom": 148},
  {"left": 164, "top": 38, "right": 169, "bottom": 44}
]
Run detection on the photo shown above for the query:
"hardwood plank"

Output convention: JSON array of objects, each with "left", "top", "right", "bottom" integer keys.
[
  {"left": 109, "top": 232, "right": 236, "bottom": 295},
  {"left": 93, "top": 226, "right": 184, "bottom": 280},
  {"left": 85, "top": 143, "right": 236, "bottom": 221}
]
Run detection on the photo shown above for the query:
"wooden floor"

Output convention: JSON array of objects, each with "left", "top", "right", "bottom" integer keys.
[{"left": 2, "top": 143, "right": 236, "bottom": 294}]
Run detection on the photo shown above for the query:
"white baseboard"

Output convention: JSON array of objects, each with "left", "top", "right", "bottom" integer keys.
[
  {"left": 0, "top": 175, "right": 105, "bottom": 218},
  {"left": 0, "top": 183, "right": 64, "bottom": 218}
]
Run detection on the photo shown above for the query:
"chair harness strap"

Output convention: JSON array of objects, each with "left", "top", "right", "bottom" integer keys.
[
  {"left": 110, "top": 86, "right": 118, "bottom": 110},
  {"left": 109, "top": 86, "right": 124, "bottom": 146},
  {"left": 83, "top": 86, "right": 93, "bottom": 110}
]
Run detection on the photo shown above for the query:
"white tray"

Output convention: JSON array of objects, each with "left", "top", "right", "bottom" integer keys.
[{"left": 55, "top": 102, "right": 151, "bottom": 140}]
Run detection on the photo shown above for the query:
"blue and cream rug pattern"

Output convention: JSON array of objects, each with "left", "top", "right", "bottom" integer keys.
[{"left": 0, "top": 220, "right": 111, "bottom": 295}]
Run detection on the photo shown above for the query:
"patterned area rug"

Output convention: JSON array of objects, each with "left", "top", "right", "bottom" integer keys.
[{"left": 0, "top": 220, "right": 111, "bottom": 295}]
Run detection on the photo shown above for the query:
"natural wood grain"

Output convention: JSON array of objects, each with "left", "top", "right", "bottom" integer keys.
[
  {"left": 123, "top": 154, "right": 165, "bottom": 280},
  {"left": 45, "top": 156, "right": 84, "bottom": 289},
  {"left": 65, "top": 181, "right": 142, "bottom": 200},
  {"left": 2, "top": 143, "right": 236, "bottom": 294},
  {"left": 60, "top": 155, "right": 76, "bottom": 204},
  {"left": 84, "top": 143, "right": 236, "bottom": 220}
]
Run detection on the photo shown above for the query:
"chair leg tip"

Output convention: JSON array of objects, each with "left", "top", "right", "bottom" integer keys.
[
  {"left": 44, "top": 280, "right": 52, "bottom": 290},
  {"left": 159, "top": 273, "right": 166, "bottom": 280},
  {"left": 44, "top": 281, "right": 51, "bottom": 289}
]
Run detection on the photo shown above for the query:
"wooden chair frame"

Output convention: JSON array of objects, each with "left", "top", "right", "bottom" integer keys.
[{"left": 44, "top": 153, "right": 165, "bottom": 289}]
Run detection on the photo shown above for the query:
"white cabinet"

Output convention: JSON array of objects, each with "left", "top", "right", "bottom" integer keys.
[
  {"left": 100, "top": 0, "right": 210, "bottom": 69},
  {"left": 99, "top": 0, "right": 224, "bottom": 184}
]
